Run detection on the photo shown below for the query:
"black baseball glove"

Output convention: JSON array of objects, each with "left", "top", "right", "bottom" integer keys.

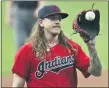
[{"left": 72, "top": 9, "right": 100, "bottom": 43}]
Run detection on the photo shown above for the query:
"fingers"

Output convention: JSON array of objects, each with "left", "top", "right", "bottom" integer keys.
[{"left": 79, "top": 32, "right": 91, "bottom": 43}]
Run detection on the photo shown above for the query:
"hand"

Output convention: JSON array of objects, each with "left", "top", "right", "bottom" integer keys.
[
  {"left": 79, "top": 32, "right": 90, "bottom": 43},
  {"left": 6, "top": 16, "right": 12, "bottom": 26},
  {"left": 72, "top": 9, "right": 100, "bottom": 44},
  {"left": 33, "top": 9, "right": 38, "bottom": 18}
]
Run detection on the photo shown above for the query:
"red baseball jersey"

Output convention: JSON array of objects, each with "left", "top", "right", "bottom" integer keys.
[{"left": 12, "top": 40, "right": 90, "bottom": 87}]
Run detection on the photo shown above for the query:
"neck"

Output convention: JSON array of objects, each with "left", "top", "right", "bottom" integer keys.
[{"left": 44, "top": 32, "right": 59, "bottom": 47}]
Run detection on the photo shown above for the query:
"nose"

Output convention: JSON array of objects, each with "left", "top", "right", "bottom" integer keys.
[{"left": 54, "top": 19, "right": 60, "bottom": 24}]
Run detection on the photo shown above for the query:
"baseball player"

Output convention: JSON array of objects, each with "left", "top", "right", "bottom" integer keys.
[{"left": 12, "top": 5, "right": 102, "bottom": 87}]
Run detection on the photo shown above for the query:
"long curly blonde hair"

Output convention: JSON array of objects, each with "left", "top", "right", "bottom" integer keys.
[{"left": 27, "top": 23, "right": 76, "bottom": 59}]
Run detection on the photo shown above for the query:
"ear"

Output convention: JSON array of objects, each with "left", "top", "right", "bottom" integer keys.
[{"left": 38, "top": 19, "right": 44, "bottom": 27}]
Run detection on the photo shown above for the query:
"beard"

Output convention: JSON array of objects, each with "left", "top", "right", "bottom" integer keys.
[
  {"left": 52, "top": 32, "right": 59, "bottom": 37},
  {"left": 52, "top": 25, "right": 61, "bottom": 36}
]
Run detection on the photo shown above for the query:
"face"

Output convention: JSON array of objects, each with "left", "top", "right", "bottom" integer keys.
[{"left": 39, "top": 14, "right": 62, "bottom": 36}]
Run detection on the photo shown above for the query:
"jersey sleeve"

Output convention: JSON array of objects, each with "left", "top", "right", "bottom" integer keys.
[
  {"left": 75, "top": 45, "right": 91, "bottom": 78},
  {"left": 12, "top": 44, "right": 31, "bottom": 80}
]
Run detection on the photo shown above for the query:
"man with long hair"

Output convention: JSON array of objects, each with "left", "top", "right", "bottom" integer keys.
[{"left": 12, "top": 5, "right": 102, "bottom": 87}]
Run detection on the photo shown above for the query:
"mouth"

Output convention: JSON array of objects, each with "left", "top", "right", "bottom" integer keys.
[{"left": 53, "top": 26, "right": 60, "bottom": 28}]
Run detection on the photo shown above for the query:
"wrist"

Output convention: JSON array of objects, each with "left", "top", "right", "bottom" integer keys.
[
  {"left": 87, "top": 43, "right": 96, "bottom": 50},
  {"left": 87, "top": 43, "right": 95, "bottom": 47}
]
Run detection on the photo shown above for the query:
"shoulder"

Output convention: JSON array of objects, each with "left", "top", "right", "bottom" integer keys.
[
  {"left": 18, "top": 42, "right": 32, "bottom": 52},
  {"left": 14, "top": 42, "right": 34, "bottom": 61},
  {"left": 16, "top": 42, "right": 33, "bottom": 57}
]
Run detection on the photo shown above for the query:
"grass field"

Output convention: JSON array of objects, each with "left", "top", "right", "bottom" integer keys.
[{"left": 2, "top": 1, "right": 108, "bottom": 76}]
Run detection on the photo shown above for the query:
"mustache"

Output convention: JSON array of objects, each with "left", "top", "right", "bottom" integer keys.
[{"left": 53, "top": 25, "right": 61, "bottom": 28}]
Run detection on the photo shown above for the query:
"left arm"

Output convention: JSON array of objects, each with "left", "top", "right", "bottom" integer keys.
[{"left": 86, "top": 38, "right": 102, "bottom": 76}]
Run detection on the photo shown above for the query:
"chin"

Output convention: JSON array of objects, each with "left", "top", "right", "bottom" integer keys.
[
  {"left": 51, "top": 28, "right": 61, "bottom": 36},
  {"left": 52, "top": 31, "right": 60, "bottom": 36}
]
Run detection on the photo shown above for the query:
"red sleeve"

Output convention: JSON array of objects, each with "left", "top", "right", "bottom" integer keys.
[
  {"left": 12, "top": 44, "right": 31, "bottom": 80},
  {"left": 75, "top": 45, "right": 91, "bottom": 78}
]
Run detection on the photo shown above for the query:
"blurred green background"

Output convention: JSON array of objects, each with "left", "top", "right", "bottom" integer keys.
[{"left": 2, "top": 1, "right": 108, "bottom": 76}]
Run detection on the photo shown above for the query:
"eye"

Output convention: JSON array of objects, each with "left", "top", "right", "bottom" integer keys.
[
  {"left": 58, "top": 16, "right": 62, "bottom": 21},
  {"left": 47, "top": 15, "right": 62, "bottom": 21},
  {"left": 47, "top": 16, "right": 55, "bottom": 20}
]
